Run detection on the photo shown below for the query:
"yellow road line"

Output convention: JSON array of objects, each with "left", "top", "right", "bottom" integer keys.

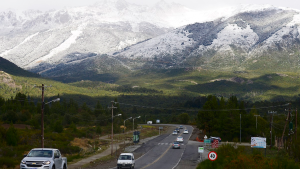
[{"left": 140, "top": 127, "right": 185, "bottom": 169}]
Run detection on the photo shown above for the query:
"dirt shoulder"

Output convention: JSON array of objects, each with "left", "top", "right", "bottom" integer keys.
[{"left": 189, "top": 125, "right": 201, "bottom": 141}]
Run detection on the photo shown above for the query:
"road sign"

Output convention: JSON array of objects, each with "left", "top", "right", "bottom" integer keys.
[
  {"left": 212, "top": 140, "right": 219, "bottom": 148},
  {"left": 159, "top": 127, "right": 163, "bottom": 129},
  {"left": 251, "top": 137, "right": 266, "bottom": 148},
  {"left": 204, "top": 139, "right": 211, "bottom": 143},
  {"left": 198, "top": 147, "right": 204, "bottom": 153},
  {"left": 208, "top": 151, "right": 218, "bottom": 161}
]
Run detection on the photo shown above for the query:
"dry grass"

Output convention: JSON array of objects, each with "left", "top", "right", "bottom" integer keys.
[
  {"left": 71, "top": 138, "right": 93, "bottom": 150},
  {"left": 1, "top": 124, "right": 31, "bottom": 129}
]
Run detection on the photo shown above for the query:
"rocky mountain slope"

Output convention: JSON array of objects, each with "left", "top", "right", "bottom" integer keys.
[
  {"left": 113, "top": 5, "right": 300, "bottom": 71},
  {"left": 1, "top": 2, "right": 300, "bottom": 82},
  {"left": 0, "top": 0, "right": 210, "bottom": 70}
]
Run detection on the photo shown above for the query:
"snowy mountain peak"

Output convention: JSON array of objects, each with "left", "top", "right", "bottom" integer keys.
[{"left": 93, "top": 0, "right": 130, "bottom": 11}]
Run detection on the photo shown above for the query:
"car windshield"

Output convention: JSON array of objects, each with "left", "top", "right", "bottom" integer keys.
[
  {"left": 27, "top": 150, "right": 53, "bottom": 157},
  {"left": 178, "top": 137, "right": 183, "bottom": 139},
  {"left": 174, "top": 142, "right": 179, "bottom": 144},
  {"left": 118, "top": 155, "right": 132, "bottom": 160}
]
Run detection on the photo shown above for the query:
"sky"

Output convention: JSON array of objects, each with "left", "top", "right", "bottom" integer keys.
[{"left": 1, "top": 0, "right": 300, "bottom": 12}]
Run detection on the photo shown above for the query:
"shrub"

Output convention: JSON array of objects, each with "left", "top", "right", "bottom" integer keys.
[
  {"left": 6, "top": 124, "right": 19, "bottom": 146},
  {"left": 53, "top": 120, "right": 63, "bottom": 133}
]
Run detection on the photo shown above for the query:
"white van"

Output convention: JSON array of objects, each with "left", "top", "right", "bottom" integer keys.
[
  {"left": 117, "top": 153, "right": 135, "bottom": 169},
  {"left": 147, "top": 121, "right": 152, "bottom": 124}
]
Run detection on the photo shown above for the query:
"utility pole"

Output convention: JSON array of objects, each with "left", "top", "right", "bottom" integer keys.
[
  {"left": 240, "top": 114, "right": 241, "bottom": 143},
  {"left": 34, "top": 84, "right": 57, "bottom": 148},
  {"left": 296, "top": 108, "right": 298, "bottom": 140},
  {"left": 109, "top": 101, "right": 117, "bottom": 156},
  {"left": 41, "top": 84, "right": 44, "bottom": 148},
  {"left": 268, "top": 111, "right": 276, "bottom": 148},
  {"left": 254, "top": 115, "right": 260, "bottom": 130},
  {"left": 282, "top": 105, "right": 291, "bottom": 148}
]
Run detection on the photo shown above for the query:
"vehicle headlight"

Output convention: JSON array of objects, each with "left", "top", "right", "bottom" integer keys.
[
  {"left": 21, "top": 160, "right": 26, "bottom": 164},
  {"left": 43, "top": 161, "right": 51, "bottom": 165}
]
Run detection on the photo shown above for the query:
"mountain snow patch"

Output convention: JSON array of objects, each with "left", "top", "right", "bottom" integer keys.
[
  {"left": 0, "top": 32, "right": 39, "bottom": 56},
  {"left": 207, "top": 24, "right": 259, "bottom": 51},
  {"left": 115, "top": 29, "right": 194, "bottom": 58},
  {"left": 26, "top": 24, "right": 86, "bottom": 68}
]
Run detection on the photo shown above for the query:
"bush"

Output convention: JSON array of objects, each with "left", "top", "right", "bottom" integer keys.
[
  {"left": 96, "top": 126, "right": 102, "bottom": 134},
  {"left": 197, "top": 144, "right": 300, "bottom": 169},
  {"left": 53, "top": 120, "right": 63, "bottom": 133},
  {"left": 6, "top": 124, "right": 19, "bottom": 146},
  {"left": 0, "top": 157, "right": 16, "bottom": 168}
]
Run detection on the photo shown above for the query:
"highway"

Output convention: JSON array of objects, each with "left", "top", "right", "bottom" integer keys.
[{"left": 113, "top": 125, "right": 194, "bottom": 169}]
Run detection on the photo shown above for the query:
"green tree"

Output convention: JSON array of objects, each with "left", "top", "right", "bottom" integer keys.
[
  {"left": 6, "top": 123, "right": 19, "bottom": 146},
  {"left": 178, "top": 113, "right": 190, "bottom": 124},
  {"left": 53, "top": 120, "right": 63, "bottom": 133},
  {"left": 96, "top": 126, "right": 102, "bottom": 134}
]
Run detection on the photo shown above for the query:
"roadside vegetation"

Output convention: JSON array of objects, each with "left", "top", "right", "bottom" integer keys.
[
  {"left": 197, "top": 144, "right": 300, "bottom": 169},
  {"left": 1, "top": 67, "right": 300, "bottom": 168}
]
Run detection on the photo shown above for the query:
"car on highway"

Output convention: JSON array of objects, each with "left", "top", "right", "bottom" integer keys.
[
  {"left": 179, "top": 125, "right": 183, "bottom": 129},
  {"left": 20, "top": 148, "right": 67, "bottom": 169},
  {"left": 176, "top": 136, "right": 184, "bottom": 143},
  {"left": 175, "top": 128, "right": 180, "bottom": 133},
  {"left": 117, "top": 153, "right": 135, "bottom": 169},
  {"left": 210, "top": 136, "right": 221, "bottom": 143},
  {"left": 183, "top": 129, "right": 189, "bottom": 134},
  {"left": 172, "top": 141, "right": 180, "bottom": 149},
  {"left": 172, "top": 130, "right": 178, "bottom": 135}
]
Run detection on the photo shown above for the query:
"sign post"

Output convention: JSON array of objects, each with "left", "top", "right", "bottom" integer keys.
[
  {"left": 198, "top": 146, "right": 204, "bottom": 161},
  {"left": 251, "top": 137, "right": 266, "bottom": 157},
  {"left": 159, "top": 127, "right": 163, "bottom": 135},
  {"left": 208, "top": 151, "right": 218, "bottom": 161},
  {"left": 204, "top": 135, "right": 208, "bottom": 147}
]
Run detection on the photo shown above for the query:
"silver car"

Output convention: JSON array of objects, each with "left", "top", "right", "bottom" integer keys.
[{"left": 172, "top": 141, "right": 180, "bottom": 149}]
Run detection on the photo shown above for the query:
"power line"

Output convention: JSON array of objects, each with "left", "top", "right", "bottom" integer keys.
[{"left": 118, "top": 102, "right": 290, "bottom": 112}]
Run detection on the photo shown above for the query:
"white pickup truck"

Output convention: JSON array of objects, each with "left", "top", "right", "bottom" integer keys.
[{"left": 20, "top": 148, "right": 67, "bottom": 169}]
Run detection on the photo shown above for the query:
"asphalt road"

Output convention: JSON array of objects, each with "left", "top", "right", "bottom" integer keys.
[{"left": 113, "top": 125, "right": 193, "bottom": 169}]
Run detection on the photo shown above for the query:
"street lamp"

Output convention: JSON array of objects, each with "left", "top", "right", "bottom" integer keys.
[
  {"left": 133, "top": 116, "right": 141, "bottom": 131},
  {"left": 124, "top": 117, "right": 132, "bottom": 133},
  {"left": 41, "top": 97, "right": 60, "bottom": 148},
  {"left": 111, "top": 110, "right": 121, "bottom": 156},
  {"left": 123, "top": 117, "right": 132, "bottom": 150}
]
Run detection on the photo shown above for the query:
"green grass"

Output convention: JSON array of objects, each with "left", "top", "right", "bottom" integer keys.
[{"left": 1, "top": 68, "right": 300, "bottom": 107}]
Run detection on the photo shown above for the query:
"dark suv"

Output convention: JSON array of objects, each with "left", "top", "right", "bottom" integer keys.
[{"left": 210, "top": 137, "right": 221, "bottom": 143}]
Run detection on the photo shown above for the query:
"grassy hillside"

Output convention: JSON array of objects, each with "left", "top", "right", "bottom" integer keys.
[{"left": 0, "top": 68, "right": 299, "bottom": 108}]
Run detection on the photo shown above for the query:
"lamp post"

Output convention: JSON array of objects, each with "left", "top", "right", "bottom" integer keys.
[
  {"left": 41, "top": 97, "right": 60, "bottom": 148},
  {"left": 110, "top": 100, "right": 121, "bottom": 156},
  {"left": 133, "top": 116, "right": 141, "bottom": 131},
  {"left": 124, "top": 117, "right": 132, "bottom": 133},
  {"left": 123, "top": 117, "right": 132, "bottom": 150}
]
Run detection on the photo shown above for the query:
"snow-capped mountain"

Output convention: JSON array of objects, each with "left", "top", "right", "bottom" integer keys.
[
  {"left": 0, "top": 0, "right": 211, "bottom": 70},
  {"left": 112, "top": 5, "right": 300, "bottom": 71},
  {"left": 1, "top": 2, "right": 300, "bottom": 82}
]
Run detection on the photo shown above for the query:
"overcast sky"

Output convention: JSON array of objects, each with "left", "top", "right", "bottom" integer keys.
[{"left": 1, "top": 0, "right": 300, "bottom": 12}]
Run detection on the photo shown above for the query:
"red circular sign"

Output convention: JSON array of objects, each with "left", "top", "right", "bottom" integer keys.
[{"left": 208, "top": 151, "right": 218, "bottom": 161}]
